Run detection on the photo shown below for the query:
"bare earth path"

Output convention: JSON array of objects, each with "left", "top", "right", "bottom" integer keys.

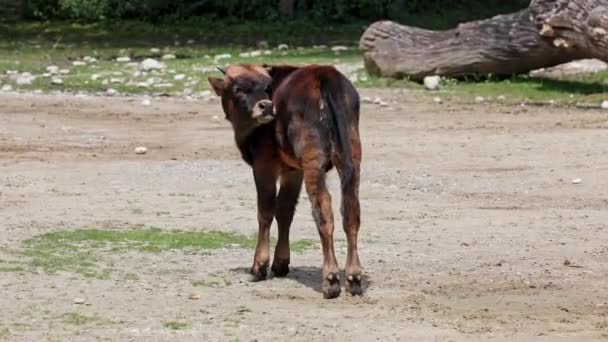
[{"left": 1, "top": 90, "right": 607, "bottom": 341}]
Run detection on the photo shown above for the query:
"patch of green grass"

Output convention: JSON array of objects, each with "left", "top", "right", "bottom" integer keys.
[
  {"left": 162, "top": 321, "right": 190, "bottom": 330},
  {"left": 0, "top": 265, "right": 26, "bottom": 272},
  {"left": 19, "top": 228, "right": 316, "bottom": 278},
  {"left": 62, "top": 312, "right": 102, "bottom": 325},
  {"left": 290, "top": 239, "right": 318, "bottom": 252},
  {"left": 443, "top": 74, "right": 608, "bottom": 105}
]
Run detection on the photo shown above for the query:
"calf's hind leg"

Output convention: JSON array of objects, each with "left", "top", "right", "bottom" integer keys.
[{"left": 303, "top": 161, "right": 341, "bottom": 299}]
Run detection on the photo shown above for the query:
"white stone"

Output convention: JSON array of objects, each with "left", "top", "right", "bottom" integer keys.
[
  {"left": 213, "top": 53, "right": 232, "bottom": 62},
  {"left": 475, "top": 96, "right": 485, "bottom": 103},
  {"left": 162, "top": 54, "right": 176, "bottom": 60},
  {"left": 139, "top": 58, "right": 165, "bottom": 71},
  {"left": 601, "top": 100, "right": 608, "bottom": 110},
  {"left": 423, "top": 76, "right": 441, "bottom": 91},
  {"left": 572, "top": 178, "right": 582, "bottom": 184},
  {"left": 150, "top": 48, "right": 161, "bottom": 54},
  {"left": 72, "top": 61, "right": 86, "bottom": 66},
  {"left": 362, "top": 97, "right": 373, "bottom": 104},
  {"left": 134, "top": 146, "right": 147, "bottom": 155},
  {"left": 331, "top": 45, "right": 348, "bottom": 52},
  {"left": 91, "top": 74, "right": 101, "bottom": 81},
  {"left": 73, "top": 298, "right": 86, "bottom": 304},
  {"left": 153, "top": 83, "right": 175, "bottom": 88},
  {"left": 174, "top": 74, "right": 186, "bottom": 81},
  {"left": 277, "top": 44, "right": 289, "bottom": 50},
  {"left": 59, "top": 69, "right": 70, "bottom": 75},
  {"left": 116, "top": 56, "right": 131, "bottom": 63},
  {"left": 136, "top": 82, "right": 150, "bottom": 88},
  {"left": 83, "top": 56, "right": 98, "bottom": 63},
  {"left": 141, "top": 99, "right": 151, "bottom": 106},
  {"left": 1, "top": 84, "right": 13, "bottom": 91},
  {"left": 110, "top": 78, "right": 124, "bottom": 84},
  {"left": 433, "top": 97, "right": 443, "bottom": 104},
  {"left": 16, "top": 73, "right": 36, "bottom": 85},
  {"left": 250, "top": 50, "right": 262, "bottom": 57},
  {"left": 46, "top": 65, "right": 60, "bottom": 74},
  {"left": 263, "top": 50, "right": 272, "bottom": 55},
  {"left": 51, "top": 78, "right": 63, "bottom": 85},
  {"left": 106, "top": 88, "right": 118, "bottom": 96}
]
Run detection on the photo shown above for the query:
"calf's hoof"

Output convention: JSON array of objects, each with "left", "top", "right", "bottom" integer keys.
[
  {"left": 250, "top": 263, "right": 268, "bottom": 282},
  {"left": 322, "top": 273, "right": 341, "bottom": 299},
  {"left": 271, "top": 259, "right": 290, "bottom": 277},
  {"left": 345, "top": 274, "right": 363, "bottom": 296}
]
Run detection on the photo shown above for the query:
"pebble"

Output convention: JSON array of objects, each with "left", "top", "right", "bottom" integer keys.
[
  {"left": 433, "top": 97, "right": 443, "bottom": 104},
  {"left": 15, "top": 72, "right": 35, "bottom": 85},
  {"left": 150, "top": 48, "right": 161, "bottom": 54},
  {"left": 91, "top": 74, "right": 101, "bottom": 81},
  {"left": 162, "top": 54, "right": 176, "bottom": 60},
  {"left": 174, "top": 74, "right": 186, "bottom": 81},
  {"left": 373, "top": 97, "right": 383, "bottom": 105},
  {"left": 213, "top": 53, "right": 232, "bottom": 62},
  {"left": 51, "top": 78, "right": 63, "bottom": 85},
  {"left": 59, "top": 69, "right": 70, "bottom": 75},
  {"left": 572, "top": 178, "right": 582, "bottom": 184},
  {"left": 141, "top": 99, "right": 151, "bottom": 106},
  {"left": 72, "top": 61, "right": 86, "bottom": 66},
  {"left": 361, "top": 97, "right": 373, "bottom": 104},
  {"left": 116, "top": 56, "right": 131, "bottom": 63},
  {"left": 277, "top": 44, "right": 289, "bottom": 50},
  {"left": 140, "top": 58, "right": 165, "bottom": 71},
  {"left": 106, "top": 88, "right": 118, "bottom": 96},
  {"left": 263, "top": 50, "right": 272, "bottom": 55},
  {"left": 188, "top": 293, "right": 201, "bottom": 300},
  {"left": 331, "top": 45, "right": 348, "bottom": 52},
  {"left": 497, "top": 95, "right": 506, "bottom": 101},
  {"left": 46, "top": 65, "right": 60, "bottom": 74},
  {"left": 1, "top": 84, "right": 13, "bottom": 91},
  {"left": 73, "top": 297, "right": 86, "bottom": 304},
  {"left": 475, "top": 96, "right": 485, "bottom": 103},
  {"left": 601, "top": 100, "right": 608, "bottom": 110},
  {"left": 423, "top": 76, "right": 441, "bottom": 90},
  {"left": 134, "top": 146, "right": 148, "bottom": 155},
  {"left": 110, "top": 78, "right": 124, "bottom": 84},
  {"left": 83, "top": 56, "right": 98, "bottom": 63}
]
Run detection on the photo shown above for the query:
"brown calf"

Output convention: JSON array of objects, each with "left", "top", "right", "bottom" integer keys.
[{"left": 208, "top": 64, "right": 362, "bottom": 299}]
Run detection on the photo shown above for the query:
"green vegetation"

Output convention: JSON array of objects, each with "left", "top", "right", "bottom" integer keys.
[
  {"left": 162, "top": 321, "right": 190, "bottom": 330},
  {"left": 12, "top": 228, "right": 315, "bottom": 278},
  {"left": 21, "top": 0, "right": 529, "bottom": 26},
  {"left": 62, "top": 312, "right": 104, "bottom": 326}
]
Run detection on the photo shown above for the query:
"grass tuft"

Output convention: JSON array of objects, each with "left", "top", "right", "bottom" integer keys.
[
  {"left": 162, "top": 321, "right": 190, "bottom": 330},
  {"left": 62, "top": 312, "right": 102, "bottom": 325}
]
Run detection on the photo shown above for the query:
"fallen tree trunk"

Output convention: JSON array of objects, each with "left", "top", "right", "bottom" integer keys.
[{"left": 359, "top": 0, "right": 608, "bottom": 81}]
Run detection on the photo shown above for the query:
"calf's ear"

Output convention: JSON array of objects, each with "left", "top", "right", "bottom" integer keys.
[{"left": 208, "top": 77, "right": 225, "bottom": 96}]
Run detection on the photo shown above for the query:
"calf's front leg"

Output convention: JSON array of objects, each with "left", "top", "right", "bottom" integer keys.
[{"left": 250, "top": 162, "right": 278, "bottom": 281}]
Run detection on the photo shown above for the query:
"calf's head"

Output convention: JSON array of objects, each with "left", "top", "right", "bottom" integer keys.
[{"left": 208, "top": 65, "right": 275, "bottom": 129}]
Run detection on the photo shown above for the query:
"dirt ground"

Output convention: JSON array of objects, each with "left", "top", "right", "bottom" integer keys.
[{"left": 1, "top": 90, "right": 607, "bottom": 341}]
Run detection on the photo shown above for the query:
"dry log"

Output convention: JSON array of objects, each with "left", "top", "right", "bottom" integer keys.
[{"left": 359, "top": 0, "right": 608, "bottom": 80}]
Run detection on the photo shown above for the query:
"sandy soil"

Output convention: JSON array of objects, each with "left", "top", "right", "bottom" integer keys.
[{"left": 1, "top": 90, "right": 607, "bottom": 341}]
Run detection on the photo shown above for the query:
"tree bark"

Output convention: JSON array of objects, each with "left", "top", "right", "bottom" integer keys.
[{"left": 359, "top": 0, "right": 608, "bottom": 81}]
